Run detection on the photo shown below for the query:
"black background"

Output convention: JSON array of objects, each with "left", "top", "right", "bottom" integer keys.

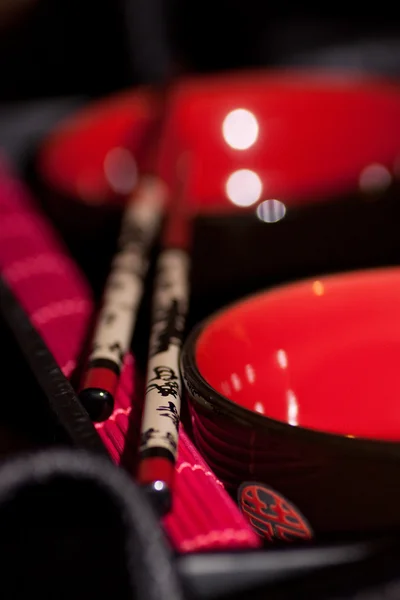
[{"left": 0, "top": 1, "right": 400, "bottom": 100}]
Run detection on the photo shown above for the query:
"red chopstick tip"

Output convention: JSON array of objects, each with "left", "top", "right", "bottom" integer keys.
[
  {"left": 79, "top": 366, "right": 118, "bottom": 421},
  {"left": 138, "top": 457, "right": 174, "bottom": 515},
  {"left": 138, "top": 456, "right": 175, "bottom": 486},
  {"left": 138, "top": 456, "right": 174, "bottom": 515},
  {"left": 81, "top": 366, "right": 119, "bottom": 397}
]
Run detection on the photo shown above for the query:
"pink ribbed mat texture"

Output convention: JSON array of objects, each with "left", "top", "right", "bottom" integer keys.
[{"left": 0, "top": 158, "right": 260, "bottom": 552}]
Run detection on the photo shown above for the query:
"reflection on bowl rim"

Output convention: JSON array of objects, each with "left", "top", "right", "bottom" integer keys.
[{"left": 181, "top": 267, "right": 400, "bottom": 460}]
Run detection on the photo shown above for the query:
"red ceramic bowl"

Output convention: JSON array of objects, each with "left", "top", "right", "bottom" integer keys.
[
  {"left": 38, "top": 87, "right": 158, "bottom": 204},
  {"left": 181, "top": 267, "right": 400, "bottom": 536},
  {"left": 37, "top": 70, "right": 400, "bottom": 213}
]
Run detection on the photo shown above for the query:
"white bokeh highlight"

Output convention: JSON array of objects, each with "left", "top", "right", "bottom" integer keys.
[
  {"left": 226, "top": 169, "right": 263, "bottom": 207},
  {"left": 222, "top": 108, "right": 259, "bottom": 150},
  {"left": 256, "top": 199, "right": 286, "bottom": 223}
]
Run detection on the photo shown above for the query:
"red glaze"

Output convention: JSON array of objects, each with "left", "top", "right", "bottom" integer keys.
[
  {"left": 38, "top": 70, "right": 400, "bottom": 212},
  {"left": 195, "top": 267, "right": 400, "bottom": 441}
]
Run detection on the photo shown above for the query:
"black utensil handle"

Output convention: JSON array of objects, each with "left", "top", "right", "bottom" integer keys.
[{"left": 0, "top": 275, "right": 109, "bottom": 457}]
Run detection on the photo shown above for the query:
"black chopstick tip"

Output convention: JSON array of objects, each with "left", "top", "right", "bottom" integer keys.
[
  {"left": 142, "top": 480, "right": 172, "bottom": 518},
  {"left": 79, "top": 388, "right": 114, "bottom": 422}
]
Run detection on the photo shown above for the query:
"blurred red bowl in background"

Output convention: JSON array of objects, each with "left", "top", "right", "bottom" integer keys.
[
  {"left": 38, "top": 70, "right": 400, "bottom": 213},
  {"left": 37, "top": 87, "right": 158, "bottom": 204}
]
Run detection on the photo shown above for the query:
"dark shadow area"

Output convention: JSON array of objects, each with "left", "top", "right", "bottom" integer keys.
[
  {"left": 0, "top": 477, "right": 132, "bottom": 599},
  {"left": 0, "top": 305, "right": 67, "bottom": 454},
  {"left": 1, "top": 3, "right": 400, "bottom": 102}
]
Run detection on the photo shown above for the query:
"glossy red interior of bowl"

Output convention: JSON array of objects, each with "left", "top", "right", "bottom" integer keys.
[
  {"left": 195, "top": 267, "right": 400, "bottom": 441},
  {"left": 38, "top": 70, "right": 400, "bottom": 212}
]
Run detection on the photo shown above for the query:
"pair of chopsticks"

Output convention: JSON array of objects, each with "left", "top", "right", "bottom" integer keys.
[{"left": 78, "top": 128, "right": 192, "bottom": 515}]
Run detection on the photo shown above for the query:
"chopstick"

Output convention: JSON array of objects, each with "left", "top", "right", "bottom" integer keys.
[
  {"left": 79, "top": 181, "right": 166, "bottom": 422},
  {"left": 78, "top": 98, "right": 168, "bottom": 422},
  {"left": 137, "top": 156, "right": 192, "bottom": 516}
]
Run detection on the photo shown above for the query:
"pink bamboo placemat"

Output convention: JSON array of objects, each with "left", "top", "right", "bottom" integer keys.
[{"left": 0, "top": 158, "right": 260, "bottom": 552}]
